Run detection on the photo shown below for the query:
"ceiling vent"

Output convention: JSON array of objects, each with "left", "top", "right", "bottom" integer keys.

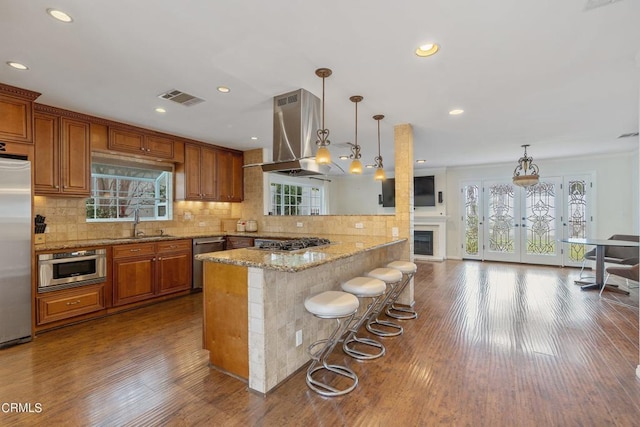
[
  {"left": 584, "top": 0, "right": 623, "bottom": 11},
  {"left": 157, "top": 89, "right": 205, "bottom": 107},
  {"left": 618, "top": 132, "right": 639, "bottom": 138}
]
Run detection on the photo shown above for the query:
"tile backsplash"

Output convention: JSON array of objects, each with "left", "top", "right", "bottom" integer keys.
[{"left": 34, "top": 196, "right": 241, "bottom": 242}]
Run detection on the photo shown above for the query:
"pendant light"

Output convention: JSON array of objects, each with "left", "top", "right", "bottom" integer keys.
[
  {"left": 348, "top": 95, "right": 363, "bottom": 174},
  {"left": 373, "top": 114, "right": 386, "bottom": 181},
  {"left": 512, "top": 144, "right": 540, "bottom": 187},
  {"left": 315, "top": 68, "right": 332, "bottom": 165}
]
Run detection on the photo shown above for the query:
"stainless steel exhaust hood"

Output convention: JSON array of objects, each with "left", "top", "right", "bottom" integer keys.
[{"left": 261, "top": 88, "right": 330, "bottom": 176}]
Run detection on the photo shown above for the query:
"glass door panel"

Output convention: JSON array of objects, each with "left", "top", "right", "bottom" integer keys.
[
  {"left": 521, "top": 178, "right": 562, "bottom": 265},
  {"left": 484, "top": 181, "right": 520, "bottom": 262},
  {"left": 461, "top": 183, "right": 483, "bottom": 259}
]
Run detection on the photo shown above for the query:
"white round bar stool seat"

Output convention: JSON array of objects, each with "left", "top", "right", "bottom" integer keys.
[
  {"left": 365, "top": 268, "right": 404, "bottom": 337},
  {"left": 305, "top": 290, "right": 359, "bottom": 318},
  {"left": 304, "top": 290, "right": 359, "bottom": 396},
  {"left": 386, "top": 261, "right": 417, "bottom": 275},
  {"left": 385, "top": 261, "right": 419, "bottom": 320},
  {"left": 367, "top": 267, "right": 403, "bottom": 283},
  {"left": 340, "top": 277, "right": 387, "bottom": 360}
]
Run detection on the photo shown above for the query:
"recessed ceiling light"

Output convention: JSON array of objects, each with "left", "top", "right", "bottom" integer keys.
[
  {"left": 415, "top": 43, "right": 440, "bottom": 57},
  {"left": 46, "top": 8, "right": 73, "bottom": 23},
  {"left": 449, "top": 109, "right": 464, "bottom": 115},
  {"left": 7, "top": 61, "right": 29, "bottom": 70},
  {"left": 250, "top": 136, "right": 258, "bottom": 140},
  {"left": 339, "top": 155, "right": 349, "bottom": 160},
  {"left": 155, "top": 107, "right": 166, "bottom": 113},
  {"left": 416, "top": 159, "right": 427, "bottom": 164},
  {"left": 217, "top": 86, "right": 230, "bottom": 93}
]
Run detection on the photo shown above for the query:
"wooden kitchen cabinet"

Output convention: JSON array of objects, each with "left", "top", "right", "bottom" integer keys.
[
  {"left": 177, "top": 143, "right": 243, "bottom": 202},
  {"left": 0, "top": 83, "right": 40, "bottom": 144},
  {"left": 112, "top": 240, "right": 192, "bottom": 306},
  {"left": 37, "top": 283, "right": 105, "bottom": 325},
  {"left": 183, "top": 143, "right": 218, "bottom": 200},
  {"left": 226, "top": 236, "right": 254, "bottom": 249},
  {"left": 216, "top": 149, "right": 244, "bottom": 202},
  {"left": 33, "top": 111, "right": 91, "bottom": 196},
  {"left": 109, "top": 127, "right": 174, "bottom": 160},
  {"left": 156, "top": 240, "right": 192, "bottom": 295}
]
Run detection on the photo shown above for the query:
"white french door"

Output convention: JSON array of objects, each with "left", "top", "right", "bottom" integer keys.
[{"left": 461, "top": 175, "right": 593, "bottom": 266}]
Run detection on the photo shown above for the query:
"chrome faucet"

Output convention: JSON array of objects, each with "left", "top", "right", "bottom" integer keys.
[{"left": 133, "top": 206, "right": 142, "bottom": 237}]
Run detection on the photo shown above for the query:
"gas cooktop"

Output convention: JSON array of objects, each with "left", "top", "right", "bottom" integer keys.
[{"left": 256, "top": 237, "right": 331, "bottom": 252}]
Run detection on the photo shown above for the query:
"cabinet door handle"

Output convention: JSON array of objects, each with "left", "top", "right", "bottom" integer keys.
[
  {"left": 140, "top": 147, "right": 145, "bottom": 151},
  {"left": 157, "top": 257, "right": 162, "bottom": 261},
  {"left": 146, "top": 148, "right": 151, "bottom": 152},
  {"left": 54, "top": 185, "right": 59, "bottom": 189},
  {"left": 66, "top": 300, "right": 81, "bottom": 306},
  {"left": 129, "top": 248, "right": 141, "bottom": 252}
]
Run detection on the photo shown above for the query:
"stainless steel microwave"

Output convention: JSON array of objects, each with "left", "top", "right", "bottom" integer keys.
[{"left": 38, "top": 249, "right": 107, "bottom": 292}]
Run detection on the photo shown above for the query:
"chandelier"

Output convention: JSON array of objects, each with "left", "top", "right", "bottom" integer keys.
[
  {"left": 314, "top": 68, "right": 332, "bottom": 165},
  {"left": 348, "top": 95, "right": 363, "bottom": 174},
  {"left": 373, "top": 114, "right": 386, "bottom": 181},
  {"left": 512, "top": 144, "right": 540, "bottom": 187}
]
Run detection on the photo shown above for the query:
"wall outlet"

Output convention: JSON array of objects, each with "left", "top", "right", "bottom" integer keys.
[
  {"left": 355, "top": 222, "right": 364, "bottom": 229},
  {"left": 296, "top": 222, "right": 303, "bottom": 228},
  {"left": 392, "top": 227, "right": 399, "bottom": 237},
  {"left": 199, "top": 222, "right": 206, "bottom": 227},
  {"left": 295, "top": 330, "right": 303, "bottom": 347},
  {"left": 184, "top": 212, "right": 192, "bottom": 220},
  {"left": 34, "top": 234, "right": 46, "bottom": 244}
]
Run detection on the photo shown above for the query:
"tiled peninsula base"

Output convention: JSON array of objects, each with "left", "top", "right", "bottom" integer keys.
[{"left": 202, "top": 242, "right": 404, "bottom": 394}]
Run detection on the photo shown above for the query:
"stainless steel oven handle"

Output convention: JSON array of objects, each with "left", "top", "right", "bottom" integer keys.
[{"left": 39, "top": 255, "right": 103, "bottom": 264}]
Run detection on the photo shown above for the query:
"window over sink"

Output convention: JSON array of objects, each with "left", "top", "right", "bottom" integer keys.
[{"left": 86, "top": 156, "right": 173, "bottom": 222}]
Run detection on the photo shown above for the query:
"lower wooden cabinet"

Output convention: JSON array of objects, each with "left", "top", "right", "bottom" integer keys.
[
  {"left": 113, "top": 240, "right": 192, "bottom": 306},
  {"left": 226, "top": 236, "right": 254, "bottom": 249},
  {"left": 37, "top": 284, "right": 105, "bottom": 325}
]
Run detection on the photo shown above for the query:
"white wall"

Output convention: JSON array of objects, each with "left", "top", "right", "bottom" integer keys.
[
  {"left": 445, "top": 151, "right": 638, "bottom": 259},
  {"left": 329, "top": 168, "right": 448, "bottom": 216}
]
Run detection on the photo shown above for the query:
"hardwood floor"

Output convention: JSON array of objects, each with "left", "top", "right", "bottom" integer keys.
[{"left": 1, "top": 260, "right": 639, "bottom": 426}]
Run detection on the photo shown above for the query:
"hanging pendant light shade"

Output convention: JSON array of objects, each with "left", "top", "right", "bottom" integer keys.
[
  {"left": 348, "top": 95, "right": 363, "bottom": 175},
  {"left": 315, "top": 68, "right": 332, "bottom": 165},
  {"left": 373, "top": 114, "right": 386, "bottom": 181},
  {"left": 512, "top": 144, "right": 540, "bottom": 187}
]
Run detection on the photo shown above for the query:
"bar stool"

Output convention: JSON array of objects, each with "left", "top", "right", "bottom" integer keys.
[
  {"left": 365, "top": 267, "right": 404, "bottom": 337},
  {"left": 385, "top": 261, "right": 418, "bottom": 320},
  {"left": 341, "top": 276, "right": 387, "bottom": 360},
  {"left": 304, "top": 290, "right": 360, "bottom": 396}
]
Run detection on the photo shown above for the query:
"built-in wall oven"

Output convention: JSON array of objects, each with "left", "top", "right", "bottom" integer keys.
[{"left": 38, "top": 249, "right": 107, "bottom": 293}]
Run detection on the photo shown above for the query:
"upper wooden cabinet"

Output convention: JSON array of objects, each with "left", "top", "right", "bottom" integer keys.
[
  {"left": 0, "top": 83, "right": 40, "bottom": 145},
  {"left": 217, "top": 150, "right": 244, "bottom": 202},
  {"left": 109, "top": 127, "right": 174, "bottom": 160},
  {"left": 177, "top": 144, "right": 243, "bottom": 202},
  {"left": 34, "top": 110, "right": 91, "bottom": 197},
  {"left": 182, "top": 143, "right": 218, "bottom": 201}
]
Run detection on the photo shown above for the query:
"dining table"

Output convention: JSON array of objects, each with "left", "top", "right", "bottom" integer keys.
[{"left": 562, "top": 237, "right": 640, "bottom": 294}]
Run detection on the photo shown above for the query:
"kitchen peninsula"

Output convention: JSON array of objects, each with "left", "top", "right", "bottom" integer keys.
[{"left": 195, "top": 235, "right": 406, "bottom": 394}]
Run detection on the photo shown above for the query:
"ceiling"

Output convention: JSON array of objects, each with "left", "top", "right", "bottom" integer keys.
[{"left": 1, "top": 0, "right": 638, "bottom": 172}]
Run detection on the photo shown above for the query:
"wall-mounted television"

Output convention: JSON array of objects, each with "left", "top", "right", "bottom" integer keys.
[
  {"left": 414, "top": 175, "right": 435, "bottom": 206},
  {"left": 380, "top": 176, "right": 435, "bottom": 207}
]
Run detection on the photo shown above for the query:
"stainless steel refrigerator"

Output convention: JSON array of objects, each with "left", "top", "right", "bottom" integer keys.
[{"left": 0, "top": 154, "right": 32, "bottom": 348}]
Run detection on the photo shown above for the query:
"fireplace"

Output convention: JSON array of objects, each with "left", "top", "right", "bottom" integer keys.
[
  {"left": 414, "top": 231, "right": 433, "bottom": 256},
  {"left": 414, "top": 215, "right": 447, "bottom": 261}
]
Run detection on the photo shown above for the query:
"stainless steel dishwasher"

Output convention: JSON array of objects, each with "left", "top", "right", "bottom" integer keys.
[{"left": 192, "top": 237, "right": 226, "bottom": 290}]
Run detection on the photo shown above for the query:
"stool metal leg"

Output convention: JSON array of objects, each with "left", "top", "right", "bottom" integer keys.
[
  {"left": 385, "top": 272, "right": 418, "bottom": 320},
  {"left": 365, "top": 283, "right": 403, "bottom": 337},
  {"left": 342, "top": 296, "right": 386, "bottom": 360},
  {"left": 306, "top": 313, "right": 358, "bottom": 396}
]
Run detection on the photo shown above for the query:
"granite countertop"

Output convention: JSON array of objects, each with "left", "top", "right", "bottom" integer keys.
[
  {"left": 34, "top": 231, "right": 389, "bottom": 252},
  {"left": 194, "top": 235, "right": 407, "bottom": 273}
]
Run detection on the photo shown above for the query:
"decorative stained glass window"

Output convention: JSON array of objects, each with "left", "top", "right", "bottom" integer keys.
[
  {"left": 488, "top": 184, "right": 515, "bottom": 253},
  {"left": 525, "top": 183, "right": 556, "bottom": 255},
  {"left": 567, "top": 179, "right": 587, "bottom": 262},
  {"left": 464, "top": 185, "right": 480, "bottom": 255}
]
